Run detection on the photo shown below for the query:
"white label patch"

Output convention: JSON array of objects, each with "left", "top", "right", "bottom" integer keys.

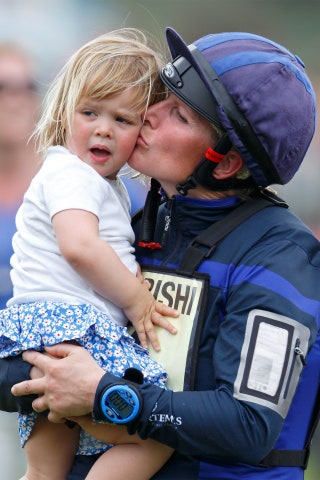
[
  {"left": 234, "top": 309, "right": 310, "bottom": 418},
  {"left": 247, "top": 322, "right": 288, "bottom": 396}
]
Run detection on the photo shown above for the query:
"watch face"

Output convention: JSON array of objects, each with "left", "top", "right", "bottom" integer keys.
[
  {"left": 101, "top": 384, "right": 140, "bottom": 424},
  {"left": 107, "top": 390, "right": 133, "bottom": 418}
]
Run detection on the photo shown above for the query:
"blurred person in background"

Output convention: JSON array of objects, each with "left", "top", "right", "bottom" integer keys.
[
  {"left": 0, "top": 43, "right": 41, "bottom": 309},
  {"left": 0, "top": 43, "right": 41, "bottom": 479}
]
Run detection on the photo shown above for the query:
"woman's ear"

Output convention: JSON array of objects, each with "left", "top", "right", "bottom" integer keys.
[{"left": 213, "top": 150, "right": 244, "bottom": 180}]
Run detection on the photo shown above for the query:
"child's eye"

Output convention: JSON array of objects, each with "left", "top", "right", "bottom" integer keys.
[
  {"left": 116, "top": 116, "right": 130, "bottom": 124},
  {"left": 83, "top": 110, "right": 95, "bottom": 117}
]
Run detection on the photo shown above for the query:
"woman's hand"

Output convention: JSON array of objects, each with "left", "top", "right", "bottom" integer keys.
[{"left": 11, "top": 343, "right": 104, "bottom": 423}]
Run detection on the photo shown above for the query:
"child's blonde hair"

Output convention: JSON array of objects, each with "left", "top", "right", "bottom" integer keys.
[{"left": 33, "top": 28, "right": 166, "bottom": 154}]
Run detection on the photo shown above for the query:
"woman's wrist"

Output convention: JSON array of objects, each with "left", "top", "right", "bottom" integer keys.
[{"left": 0, "top": 356, "right": 35, "bottom": 413}]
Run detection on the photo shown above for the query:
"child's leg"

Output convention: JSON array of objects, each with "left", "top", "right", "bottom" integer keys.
[
  {"left": 73, "top": 416, "right": 173, "bottom": 480},
  {"left": 86, "top": 439, "right": 173, "bottom": 480},
  {"left": 22, "top": 415, "right": 80, "bottom": 480}
]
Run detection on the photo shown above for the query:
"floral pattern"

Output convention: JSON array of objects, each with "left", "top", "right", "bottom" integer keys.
[{"left": 0, "top": 302, "right": 167, "bottom": 455}]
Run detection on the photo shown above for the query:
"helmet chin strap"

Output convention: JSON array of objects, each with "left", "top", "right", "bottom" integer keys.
[
  {"left": 138, "top": 135, "right": 232, "bottom": 249},
  {"left": 176, "top": 134, "right": 255, "bottom": 195},
  {"left": 137, "top": 134, "right": 256, "bottom": 249}
]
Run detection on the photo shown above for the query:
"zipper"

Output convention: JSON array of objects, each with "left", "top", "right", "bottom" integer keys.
[
  {"left": 283, "top": 338, "right": 306, "bottom": 399},
  {"left": 294, "top": 338, "right": 307, "bottom": 366},
  {"left": 161, "top": 199, "right": 174, "bottom": 246}
]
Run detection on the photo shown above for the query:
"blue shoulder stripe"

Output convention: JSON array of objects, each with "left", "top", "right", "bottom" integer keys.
[
  {"left": 139, "top": 256, "right": 320, "bottom": 322},
  {"left": 202, "top": 260, "right": 320, "bottom": 320}
]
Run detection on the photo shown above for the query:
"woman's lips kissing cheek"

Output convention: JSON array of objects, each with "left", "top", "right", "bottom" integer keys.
[{"left": 137, "top": 133, "right": 147, "bottom": 147}]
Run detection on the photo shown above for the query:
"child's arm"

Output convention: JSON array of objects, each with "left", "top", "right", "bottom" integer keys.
[{"left": 52, "top": 209, "right": 178, "bottom": 351}]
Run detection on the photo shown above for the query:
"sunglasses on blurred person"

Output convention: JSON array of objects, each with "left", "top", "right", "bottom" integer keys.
[{"left": 0, "top": 80, "right": 37, "bottom": 95}]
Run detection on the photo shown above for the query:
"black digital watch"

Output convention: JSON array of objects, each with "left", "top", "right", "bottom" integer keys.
[{"left": 95, "top": 369, "right": 143, "bottom": 425}]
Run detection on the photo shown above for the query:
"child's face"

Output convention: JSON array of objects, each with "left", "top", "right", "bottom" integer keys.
[{"left": 65, "top": 88, "right": 143, "bottom": 179}]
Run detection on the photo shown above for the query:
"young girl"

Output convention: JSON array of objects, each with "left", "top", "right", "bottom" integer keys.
[{"left": 0, "top": 29, "right": 178, "bottom": 480}]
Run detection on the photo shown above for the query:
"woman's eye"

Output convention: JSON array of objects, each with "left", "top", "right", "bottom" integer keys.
[
  {"left": 178, "top": 112, "right": 188, "bottom": 123},
  {"left": 175, "top": 108, "right": 187, "bottom": 123}
]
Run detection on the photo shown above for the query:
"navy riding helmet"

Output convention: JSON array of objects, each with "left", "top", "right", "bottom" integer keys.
[{"left": 160, "top": 27, "right": 316, "bottom": 191}]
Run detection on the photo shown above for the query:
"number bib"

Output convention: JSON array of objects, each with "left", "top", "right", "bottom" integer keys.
[{"left": 141, "top": 266, "right": 209, "bottom": 391}]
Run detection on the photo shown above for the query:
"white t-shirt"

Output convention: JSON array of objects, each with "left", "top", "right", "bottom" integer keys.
[{"left": 8, "top": 145, "right": 137, "bottom": 326}]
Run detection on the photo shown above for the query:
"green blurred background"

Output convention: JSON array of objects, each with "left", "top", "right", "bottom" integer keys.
[{"left": 0, "top": 0, "right": 319, "bottom": 478}]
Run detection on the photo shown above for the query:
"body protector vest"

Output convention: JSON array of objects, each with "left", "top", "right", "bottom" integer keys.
[{"left": 133, "top": 188, "right": 320, "bottom": 475}]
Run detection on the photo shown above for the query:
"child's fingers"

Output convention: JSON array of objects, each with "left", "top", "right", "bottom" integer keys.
[
  {"left": 155, "top": 302, "right": 179, "bottom": 319},
  {"left": 151, "top": 312, "right": 178, "bottom": 335},
  {"left": 134, "top": 324, "right": 148, "bottom": 350},
  {"left": 144, "top": 320, "right": 161, "bottom": 352}
]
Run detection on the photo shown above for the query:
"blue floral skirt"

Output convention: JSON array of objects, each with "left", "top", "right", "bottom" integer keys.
[{"left": 0, "top": 301, "right": 167, "bottom": 455}]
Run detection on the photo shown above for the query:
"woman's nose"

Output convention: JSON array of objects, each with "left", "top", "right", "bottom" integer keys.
[{"left": 143, "top": 99, "right": 166, "bottom": 127}]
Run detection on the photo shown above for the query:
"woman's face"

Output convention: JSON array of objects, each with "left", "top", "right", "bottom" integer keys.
[{"left": 128, "top": 93, "right": 215, "bottom": 197}]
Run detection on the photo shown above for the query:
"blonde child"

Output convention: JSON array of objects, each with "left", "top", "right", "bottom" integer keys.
[{"left": 0, "top": 28, "right": 177, "bottom": 480}]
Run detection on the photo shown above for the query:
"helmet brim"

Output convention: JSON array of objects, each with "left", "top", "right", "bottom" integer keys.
[
  {"left": 161, "top": 27, "right": 222, "bottom": 128},
  {"left": 165, "top": 27, "right": 218, "bottom": 107},
  {"left": 166, "top": 27, "right": 195, "bottom": 67}
]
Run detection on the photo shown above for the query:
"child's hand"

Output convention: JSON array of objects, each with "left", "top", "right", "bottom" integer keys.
[
  {"left": 147, "top": 300, "right": 179, "bottom": 351},
  {"left": 124, "top": 296, "right": 179, "bottom": 352}
]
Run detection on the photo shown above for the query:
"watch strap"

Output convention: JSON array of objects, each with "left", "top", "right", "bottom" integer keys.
[{"left": 93, "top": 369, "right": 143, "bottom": 423}]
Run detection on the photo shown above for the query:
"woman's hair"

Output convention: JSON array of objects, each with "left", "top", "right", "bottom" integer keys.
[{"left": 33, "top": 28, "right": 166, "bottom": 154}]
